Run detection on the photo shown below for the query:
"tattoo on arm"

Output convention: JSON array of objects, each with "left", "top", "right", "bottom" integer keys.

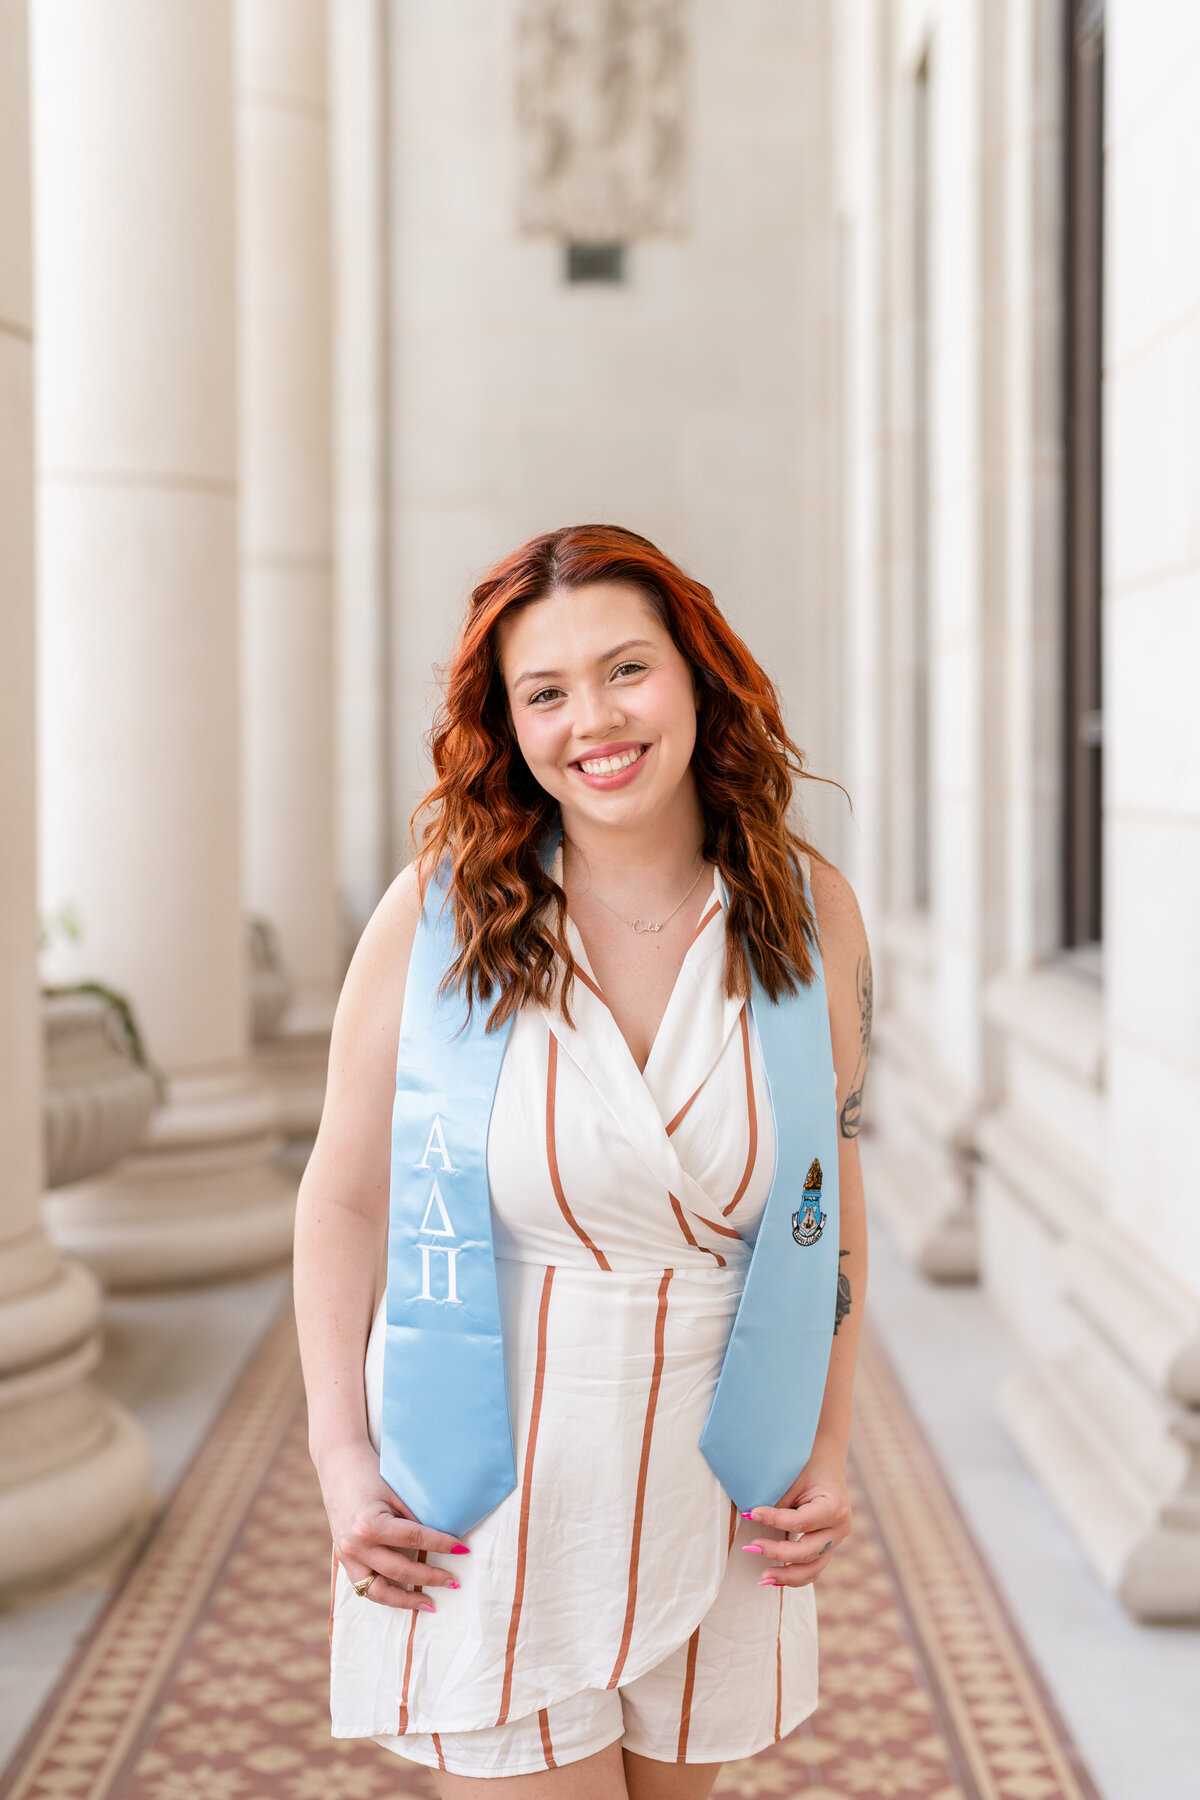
[
  {"left": 834, "top": 1249, "right": 852, "bottom": 1335},
  {"left": 839, "top": 949, "right": 873, "bottom": 1138}
]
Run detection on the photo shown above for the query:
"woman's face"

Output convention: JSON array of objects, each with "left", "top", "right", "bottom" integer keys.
[{"left": 497, "top": 581, "right": 700, "bottom": 836}]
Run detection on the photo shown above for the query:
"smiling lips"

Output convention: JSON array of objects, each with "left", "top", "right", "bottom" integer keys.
[{"left": 570, "top": 742, "right": 649, "bottom": 787}]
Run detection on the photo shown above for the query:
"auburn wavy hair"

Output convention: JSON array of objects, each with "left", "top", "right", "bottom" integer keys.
[{"left": 412, "top": 523, "right": 837, "bottom": 1028}]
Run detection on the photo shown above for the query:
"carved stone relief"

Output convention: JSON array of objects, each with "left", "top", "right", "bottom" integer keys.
[{"left": 516, "top": 0, "right": 689, "bottom": 239}]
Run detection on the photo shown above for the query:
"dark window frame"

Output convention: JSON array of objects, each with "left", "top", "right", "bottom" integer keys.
[{"left": 1062, "top": 0, "right": 1104, "bottom": 948}]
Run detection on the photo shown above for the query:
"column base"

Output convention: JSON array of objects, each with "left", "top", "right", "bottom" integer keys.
[
  {"left": 867, "top": 1022, "right": 980, "bottom": 1280},
  {"left": 1002, "top": 1357, "right": 1200, "bottom": 1622},
  {"left": 253, "top": 998, "right": 332, "bottom": 1140},
  {"left": 0, "top": 1237, "right": 152, "bottom": 1607},
  {"left": 43, "top": 1068, "right": 297, "bottom": 1290},
  {"left": 981, "top": 1111, "right": 1200, "bottom": 1621}
]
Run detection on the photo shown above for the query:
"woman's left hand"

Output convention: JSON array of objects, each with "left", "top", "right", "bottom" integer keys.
[{"left": 741, "top": 1459, "right": 852, "bottom": 1588}]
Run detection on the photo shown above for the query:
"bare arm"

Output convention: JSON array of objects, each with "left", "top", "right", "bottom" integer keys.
[
  {"left": 744, "top": 859, "right": 871, "bottom": 1585},
  {"left": 804, "top": 856, "right": 870, "bottom": 1471},
  {"left": 293, "top": 863, "right": 464, "bottom": 1608}
]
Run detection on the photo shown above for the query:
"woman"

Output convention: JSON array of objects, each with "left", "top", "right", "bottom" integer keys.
[{"left": 294, "top": 524, "right": 870, "bottom": 1799}]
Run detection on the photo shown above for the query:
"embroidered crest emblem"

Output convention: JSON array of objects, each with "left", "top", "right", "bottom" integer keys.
[{"left": 791, "top": 1157, "right": 825, "bottom": 1246}]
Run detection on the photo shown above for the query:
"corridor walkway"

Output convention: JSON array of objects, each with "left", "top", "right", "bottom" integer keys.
[{"left": 4, "top": 1199, "right": 1173, "bottom": 1800}]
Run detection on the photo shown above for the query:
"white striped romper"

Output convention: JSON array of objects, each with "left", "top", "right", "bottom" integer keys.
[{"left": 328, "top": 861, "right": 820, "bottom": 1777}]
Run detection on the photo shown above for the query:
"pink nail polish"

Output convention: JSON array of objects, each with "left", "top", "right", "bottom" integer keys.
[
  {"left": 741, "top": 1545, "right": 763, "bottom": 1554},
  {"left": 445, "top": 1580, "right": 460, "bottom": 1589},
  {"left": 740, "top": 1510, "right": 757, "bottom": 1520},
  {"left": 758, "top": 1577, "right": 778, "bottom": 1587},
  {"left": 420, "top": 1602, "right": 435, "bottom": 1613},
  {"left": 451, "top": 1544, "right": 470, "bottom": 1554}
]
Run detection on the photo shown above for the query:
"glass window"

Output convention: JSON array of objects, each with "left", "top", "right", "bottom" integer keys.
[{"left": 1063, "top": 0, "right": 1104, "bottom": 948}]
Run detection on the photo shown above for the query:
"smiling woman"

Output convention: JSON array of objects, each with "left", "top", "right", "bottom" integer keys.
[
  {"left": 293, "top": 524, "right": 871, "bottom": 1800},
  {"left": 509, "top": 614, "right": 682, "bottom": 803},
  {"left": 413, "top": 526, "right": 830, "bottom": 1033}
]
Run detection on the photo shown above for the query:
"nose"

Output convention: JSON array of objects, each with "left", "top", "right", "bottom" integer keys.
[{"left": 572, "top": 680, "right": 626, "bottom": 740}]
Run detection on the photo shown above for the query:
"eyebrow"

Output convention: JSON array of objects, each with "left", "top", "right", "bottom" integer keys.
[{"left": 512, "top": 639, "right": 655, "bottom": 688}]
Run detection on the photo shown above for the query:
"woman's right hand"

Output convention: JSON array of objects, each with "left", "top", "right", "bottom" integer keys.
[{"left": 320, "top": 1440, "right": 468, "bottom": 1612}]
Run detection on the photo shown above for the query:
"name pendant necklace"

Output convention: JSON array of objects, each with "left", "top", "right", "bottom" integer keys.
[{"left": 567, "top": 847, "right": 708, "bottom": 935}]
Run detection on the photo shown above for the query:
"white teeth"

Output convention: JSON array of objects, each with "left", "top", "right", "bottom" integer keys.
[{"left": 577, "top": 747, "right": 644, "bottom": 776}]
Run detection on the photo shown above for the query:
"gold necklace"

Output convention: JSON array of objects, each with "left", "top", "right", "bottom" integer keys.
[{"left": 566, "top": 845, "right": 707, "bottom": 935}]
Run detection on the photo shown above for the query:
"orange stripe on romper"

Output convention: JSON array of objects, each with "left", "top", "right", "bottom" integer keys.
[
  {"left": 395, "top": 1549, "right": 426, "bottom": 1734},
  {"left": 689, "top": 1210, "right": 744, "bottom": 1242},
  {"left": 676, "top": 1627, "right": 701, "bottom": 1761},
  {"left": 547, "top": 1035, "right": 613, "bottom": 1271},
  {"left": 496, "top": 1266, "right": 556, "bottom": 1726},
  {"left": 539, "top": 1707, "right": 557, "bottom": 1768},
  {"left": 432, "top": 1733, "right": 446, "bottom": 1772},
  {"left": 679, "top": 1502, "right": 740, "bottom": 1759},
  {"left": 724, "top": 1008, "right": 759, "bottom": 1216},
  {"left": 664, "top": 1081, "right": 704, "bottom": 1137},
  {"left": 574, "top": 966, "right": 610, "bottom": 1007},
  {"left": 663, "top": 896, "right": 720, "bottom": 1192},
  {"left": 688, "top": 898, "right": 721, "bottom": 947},
  {"left": 608, "top": 1269, "right": 673, "bottom": 1688},
  {"left": 774, "top": 1588, "right": 784, "bottom": 1741},
  {"left": 678, "top": 1486, "right": 740, "bottom": 1759},
  {"left": 668, "top": 1192, "right": 726, "bottom": 1268}
]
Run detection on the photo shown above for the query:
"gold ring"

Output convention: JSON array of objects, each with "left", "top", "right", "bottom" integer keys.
[{"left": 352, "top": 1572, "right": 378, "bottom": 1598}]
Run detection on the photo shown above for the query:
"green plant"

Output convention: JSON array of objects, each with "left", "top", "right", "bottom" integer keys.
[{"left": 37, "top": 902, "right": 83, "bottom": 952}]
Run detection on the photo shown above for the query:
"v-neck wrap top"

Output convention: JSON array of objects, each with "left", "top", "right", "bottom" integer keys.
[{"left": 329, "top": 860, "right": 819, "bottom": 1741}]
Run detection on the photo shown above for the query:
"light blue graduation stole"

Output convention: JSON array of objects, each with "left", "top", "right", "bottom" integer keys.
[{"left": 381, "top": 851, "right": 839, "bottom": 1535}]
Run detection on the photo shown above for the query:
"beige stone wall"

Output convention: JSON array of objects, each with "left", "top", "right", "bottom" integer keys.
[
  {"left": 997, "top": 0, "right": 1200, "bottom": 1619},
  {"left": 383, "top": 0, "right": 846, "bottom": 863},
  {"left": 835, "top": 0, "right": 1200, "bottom": 1618}
]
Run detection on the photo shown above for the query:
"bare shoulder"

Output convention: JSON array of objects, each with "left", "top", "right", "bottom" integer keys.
[
  {"left": 343, "top": 861, "right": 424, "bottom": 993},
  {"left": 303, "top": 863, "right": 429, "bottom": 1210},
  {"left": 326, "top": 862, "right": 424, "bottom": 1083},
  {"left": 806, "top": 857, "right": 873, "bottom": 1137},
  {"left": 808, "top": 857, "right": 869, "bottom": 971}
]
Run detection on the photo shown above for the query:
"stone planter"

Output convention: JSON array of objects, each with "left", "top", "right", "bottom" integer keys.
[{"left": 42, "top": 991, "right": 159, "bottom": 1189}]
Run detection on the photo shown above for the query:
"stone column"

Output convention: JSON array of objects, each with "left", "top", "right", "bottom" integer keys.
[
  {"left": 235, "top": 0, "right": 340, "bottom": 1136},
  {"left": 846, "top": 0, "right": 992, "bottom": 1282},
  {"left": 330, "top": 0, "right": 396, "bottom": 936},
  {"left": 793, "top": 0, "right": 846, "bottom": 870},
  {"left": 995, "top": 0, "right": 1200, "bottom": 1620},
  {"left": 0, "top": 0, "right": 149, "bottom": 1599},
  {"left": 32, "top": 0, "right": 296, "bottom": 1287}
]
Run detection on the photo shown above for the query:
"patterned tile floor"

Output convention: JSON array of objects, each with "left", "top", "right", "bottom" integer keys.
[{"left": 0, "top": 1310, "right": 1100, "bottom": 1800}]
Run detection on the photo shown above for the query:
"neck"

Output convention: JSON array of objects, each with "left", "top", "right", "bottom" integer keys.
[{"left": 558, "top": 788, "right": 706, "bottom": 897}]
